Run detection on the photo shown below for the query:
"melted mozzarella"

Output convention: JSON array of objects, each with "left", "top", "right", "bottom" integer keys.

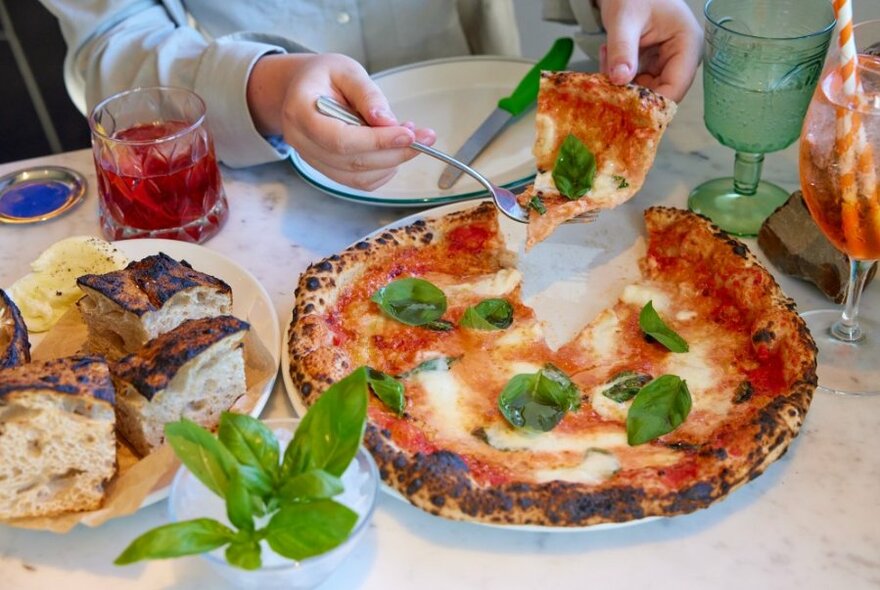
[
  {"left": 590, "top": 384, "right": 630, "bottom": 422},
  {"left": 661, "top": 341, "right": 728, "bottom": 416},
  {"left": 495, "top": 320, "right": 544, "bottom": 348},
  {"left": 533, "top": 449, "right": 621, "bottom": 484},
  {"left": 413, "top": 368, "right": 472, "bottom": 443},
  {"left": 582, "top": 308, "right": 621, "bottom": 360},
  {"left": 483, "top": 424, "right": 626, "bottom": 453},
  {"left": 620, "top": 283, "right": 673, "bottom": 314},
  {"left": 442, "top": 269, "right": 522, "bottom": 299}
]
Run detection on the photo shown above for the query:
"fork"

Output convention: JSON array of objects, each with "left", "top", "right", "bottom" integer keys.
[{"left": 315, "top": 96, "right": 598, "bottom": 225}]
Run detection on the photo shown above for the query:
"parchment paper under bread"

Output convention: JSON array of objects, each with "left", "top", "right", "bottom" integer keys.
[{"left": 1, "top": 307, "right": 277, "bottom": 533}]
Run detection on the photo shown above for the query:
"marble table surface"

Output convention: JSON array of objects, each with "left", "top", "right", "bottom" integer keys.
[{"left": 1, "top": 70, "right": 879, "bottom": 590}]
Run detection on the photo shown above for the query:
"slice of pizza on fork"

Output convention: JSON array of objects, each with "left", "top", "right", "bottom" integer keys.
[{"left": 520, "top": 72, "right": 677, "bottom": 249}]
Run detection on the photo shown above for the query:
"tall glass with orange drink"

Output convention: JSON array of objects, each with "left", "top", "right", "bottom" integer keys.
[{"left": 799, "top": 22, "right": 880, "bottom": 396}]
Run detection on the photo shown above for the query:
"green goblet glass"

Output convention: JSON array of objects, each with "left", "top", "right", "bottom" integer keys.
[{"left": 688, "top": 0, "right": 835, "bottom": 236}]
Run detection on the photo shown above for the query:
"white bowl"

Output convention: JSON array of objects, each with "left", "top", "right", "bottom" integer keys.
[{"left": 168, "top": 419, "right": 379, "bottom": 589}]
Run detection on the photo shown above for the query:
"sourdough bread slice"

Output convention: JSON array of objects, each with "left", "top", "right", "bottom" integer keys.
[
  {"left": 111, "top": 315, "right": 250, "bottom": 456},
  {"left": 0, "top": 356, "right": 116, "bottom": 519},
  {"left": 0, "top": 288, "right": 30, "bottom": 369},
  {"left": 76, "top": 253, "right": 233, "bottom": 360}
]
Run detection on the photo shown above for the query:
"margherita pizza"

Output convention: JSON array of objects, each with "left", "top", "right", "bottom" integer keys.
[
  {"left": 287, "top": 203, "right": 817, "bottom": 527},
  {"left": 520, "top": 72, "right": 677, "bottom": 248}
]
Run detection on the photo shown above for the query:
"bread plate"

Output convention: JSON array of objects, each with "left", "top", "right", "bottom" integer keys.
[{"left": 12, "top": 239, "right": 281, "bottom": 510}]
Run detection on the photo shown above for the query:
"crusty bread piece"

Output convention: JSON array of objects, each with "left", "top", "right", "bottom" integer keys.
[
  {"left": 0, "top": 356, "right": 116, "bottom": 519},
  {"left": 76, "top": 253, "right": 233, "bottom": 360},
  {"left": 0, "top": 288, "right": 30, "bottom": 369},
  {"left": 111, "top": 315, "right": 250, "bottom": 456}
]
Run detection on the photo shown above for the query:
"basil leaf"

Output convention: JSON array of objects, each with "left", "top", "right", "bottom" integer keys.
[
  {"left": 165, "top": 419, "right": 238, "bottom": 499},
  {"left": 397, "top": 356, "right": 459, "bottom": 379},
  {"left": 425, "top": 319, "right": 454, "bottom": 331},
  {"left": 639, "top": 301, "right": 689, "bottom": 353},
  {"left": 552, "top": 134, "right": 597, "bottom": 200},
  {"left": 265, "top": 499, "right": 358, "bottom": 561},
  {"left": 226, "top": 470, "right": 254, "bottom": 532},
  {"left": 367, "top": 367, "right": 405, "bottom": 416},
  {"left": 277, "top": 469, "right": 344, "bottom": 503},
  {"left": 218, "top": 412, "right": 280, "bottom": 483},
  {"left": 498, "top": 363, "right": 581, "bottom": 432},
  {"left": 225, "top": 539, "right": 262, "bottom": 571},
  {"left": 528, "top": 195, "right": 547, "bottom": 215},
  {"left": 236, "top": 464, "right": 274, "bottom": 497},
  {"left": 280, "top": 367, "right": 368, "bottom": 479},
  {"left": 370, "top": 278, "right": 447, "bottom": 326},
  {"left": 626, "top": 375, "right": 692, "bottom": 445},
  {"left": 115, "top": 519, "right": 235, "bottom": 565},
  {"left": 460, "top": 298, "right": 513, "bottom": 330},
  {"left": 602, "top": 371, "right": 653, "bottom": 403},
  {"left": 613, "top": 175, "right": 629, "bottom": 189}
]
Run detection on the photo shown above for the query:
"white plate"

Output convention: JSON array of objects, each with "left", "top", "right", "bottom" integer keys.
[
  {"left": 290, "top": 56, "right": 538, "bottom": 206},
  {"left": 282, "top": 200, "right": 657, "bottom": 532}
]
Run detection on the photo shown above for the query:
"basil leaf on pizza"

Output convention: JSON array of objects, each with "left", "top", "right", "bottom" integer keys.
[
  {"left": 602, "top": 370, "right": 653, "bottom": 402},
  {"left": 397, "top": 356, "right": 459, "bottom": 379},
  {"left": 366, "top": 368, "right": 405, "bottom": 416},
  {"left": 371, "top": 278, "right": 447, "bottom": 327},
  {"left": 552, "top": 133, "right": 597, "bottom": 200},
  {"left": 639, "top": 301, "right": 689, "bottom": 353},
  {"left": 498, "top": 364, "right": 581, "bottom": 432},
  {"left": 626, "top": 375, "right": 692, "bottom": 445},
  {"left": 528, "top": 195, "right": 547, "bottom": 215},
  {"left": 460, "top": 298, "right": 514, "bottom": 330}
]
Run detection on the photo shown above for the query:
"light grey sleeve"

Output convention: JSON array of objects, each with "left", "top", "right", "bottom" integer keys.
[
  {"left": 39, "top": 0, "right": 310, "bottom": 167},
  {"left": 542, "top": 0, "right": 605, "bottom": 60}
]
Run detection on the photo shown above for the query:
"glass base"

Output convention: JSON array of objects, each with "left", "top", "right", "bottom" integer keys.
[
  {"left": 687, "top": 177, "right": 790, "bottom": 236},
  {"left": 801, "top": 309, "right": 880, "bottom": 396},
  {"left": 100, "top": 192, "right": 229, "bottom": 244}
]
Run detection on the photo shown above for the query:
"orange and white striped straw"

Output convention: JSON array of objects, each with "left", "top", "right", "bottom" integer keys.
[{"left": 832, "top": 0, "right": 870, "bottom": 256}]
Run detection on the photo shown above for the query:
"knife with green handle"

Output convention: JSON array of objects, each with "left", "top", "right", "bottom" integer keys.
[{"left": 437, "top": 37, "right": 574, "bottom": 190}]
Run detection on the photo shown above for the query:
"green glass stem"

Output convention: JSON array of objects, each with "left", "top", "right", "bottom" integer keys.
[
  {"left": 831, "top": 259, "right": 878, "bottom": 342},
  {"left": 732, "top": 152, "right": 764, "bottom": 196}
]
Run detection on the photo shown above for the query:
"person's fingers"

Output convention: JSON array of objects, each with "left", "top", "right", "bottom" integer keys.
[
  {"left": 651, "top": 37, "right": 703, "bottom": 102},
  {"left": 303, "top": 156, "right": 399, "bottom": 191},
  {"left": 601, "top": 4, "right": 649, "bottom": 85},
  {"left": 329, "top": 55, "right": 399, "bottom": 127}
]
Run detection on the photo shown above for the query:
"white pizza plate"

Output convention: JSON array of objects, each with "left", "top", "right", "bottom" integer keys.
[
  {"left": 21, "top": 239, "right": 281, "bottom": 509},
  {"left": 282, "top": 200, "right": 661, "bottom": 532},
  {"left": 289, "top": 56, "right": 538, "bottom": 206}
]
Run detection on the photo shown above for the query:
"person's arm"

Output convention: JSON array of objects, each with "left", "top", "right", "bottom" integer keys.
[
  {"left": 40, "top": 0, "right": 307, "bottom": 168},
  {"left": 41, "top": 0, "right": 435, "bottom": 187}
]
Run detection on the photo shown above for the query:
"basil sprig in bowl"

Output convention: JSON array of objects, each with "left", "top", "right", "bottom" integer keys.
[{"left": 166, "top": 417, "right": 378, "bottom": 589}]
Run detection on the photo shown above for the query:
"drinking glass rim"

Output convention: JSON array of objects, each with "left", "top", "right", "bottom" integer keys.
[
  {"left": 88, "top": 86, "right": 207, "bottom": 145},
  {"left": 821, "top": 59, "right": 880, "bottom": 114},
  {"left": 704, "top": 0, "right": 836, "bottom": 42}
]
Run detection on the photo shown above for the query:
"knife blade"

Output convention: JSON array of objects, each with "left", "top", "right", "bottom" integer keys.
[{"left": 437, "top": 37, "right": 574, "bottom": 190}]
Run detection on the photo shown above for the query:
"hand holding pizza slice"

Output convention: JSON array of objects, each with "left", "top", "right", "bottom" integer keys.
[{"left": 521, "top": 72, "right": 677, "bottom": 248}]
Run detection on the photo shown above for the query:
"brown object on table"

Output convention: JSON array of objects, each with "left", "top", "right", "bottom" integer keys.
[{"left": 758, "top": 191, "right": 876, "bottom": 302}]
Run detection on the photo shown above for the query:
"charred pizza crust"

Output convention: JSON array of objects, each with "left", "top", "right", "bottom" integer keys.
[{"left": 288, "top": 204, "right": 817, "bottom": 527}]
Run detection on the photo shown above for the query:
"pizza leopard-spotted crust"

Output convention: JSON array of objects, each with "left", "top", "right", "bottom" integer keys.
[{"left": 288, "top": 203, "right": 817, "bottom": 527}]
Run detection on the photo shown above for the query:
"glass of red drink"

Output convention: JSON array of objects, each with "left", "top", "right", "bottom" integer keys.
[{"left": 89, "top": 87, "right": 228, "bottom": 243}]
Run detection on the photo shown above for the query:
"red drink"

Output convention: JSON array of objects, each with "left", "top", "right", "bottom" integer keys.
[{"left": 90, "top": 88, "right": 228, "bottom": 243}]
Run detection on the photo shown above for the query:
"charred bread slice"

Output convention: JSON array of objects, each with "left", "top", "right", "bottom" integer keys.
[
  {"left": 76, "top": 252, "right": 233, "bottom": 360},
  {"left": 0, "top": 356, "right": 116, "bottom": 519},
  {"left": 111, "top": 315, "right": 249, "bottom": 456},
  {"left": 0, "top": 289, "right": 30, "bottom": 369}
]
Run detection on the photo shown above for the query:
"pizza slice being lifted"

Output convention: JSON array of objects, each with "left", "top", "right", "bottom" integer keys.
[{"left": 520, "top": 72, "right": 677, "bottom": 248}]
